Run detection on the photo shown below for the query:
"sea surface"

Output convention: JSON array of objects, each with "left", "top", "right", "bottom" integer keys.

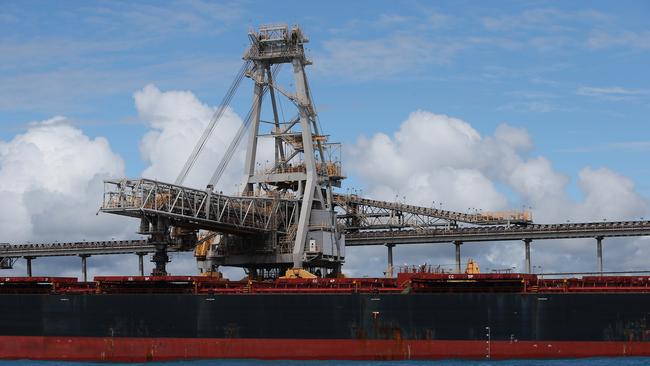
[{"left": 3, "top": 359, "right": 650, "bottom": 366}]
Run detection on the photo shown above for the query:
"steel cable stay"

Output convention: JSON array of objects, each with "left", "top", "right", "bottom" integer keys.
[
  {"left": 208, "top": 64, "right": 282, "bottom": 188},
  {"left": 175, "top": 60, "right": 252, "bottom": 186}
]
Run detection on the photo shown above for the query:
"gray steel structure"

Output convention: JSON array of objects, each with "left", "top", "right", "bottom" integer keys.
[
  {"left": 0, "top": 240, "right": 150, "bottom": 257},
  {"left": 334, "top": 194, "right": 531, "bottom": 230},
  {"left": 0, "top": 240, "right": 162, "bottom": 279},
  {"left": 3, "top": 218, "right": 650, "bottom": 277},
  {"left": 101, "top": 25, "right": 346, "bottom": 277},
  {"left": 102, "top": 179, "right": 297, "bottom": 235},
  {"left": 344, "top": 220, "right": 650, "bottom": 245},
  {"left": 238, "top": 24, "right": 344, "bottom": 272}
]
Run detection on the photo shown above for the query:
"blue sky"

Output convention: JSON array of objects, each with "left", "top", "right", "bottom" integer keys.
[
  {"left": 1, "top": 1, "right": 649, "bottom": 203},
  {"left": 1, "top": 0, "right": 650, "bottom": 276},
  {"left": 1, "top": 1, "right": 649, "bottom": 191}
]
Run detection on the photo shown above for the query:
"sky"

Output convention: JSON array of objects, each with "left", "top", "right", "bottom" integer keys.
[{"left": 1, "top": 0, "right": 650, "bottom": 279}]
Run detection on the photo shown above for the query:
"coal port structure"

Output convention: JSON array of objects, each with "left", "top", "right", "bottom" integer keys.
[{"left": 3, "top": 24, "right": 650, "bottom": 361}]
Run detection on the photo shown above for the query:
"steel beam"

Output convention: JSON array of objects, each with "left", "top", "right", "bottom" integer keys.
[
  {"left": 385, "top": 243, "right": 394, "bottom": 278},
  {"left": 454, "top": 241, "right": 462, "bottom": 274},
  {"left": 137, "top": 252, "right": 145, "bottom": 276},
  {"left": 25, "top": 256, "right": 34, "bottom": 277},
  {"left": 102, "top": 179, "right": 297, "bottom": 235},
  {"left": 596, "top": 236, "right": 603, "bottom": 275},
  {"left": 335, "top": 193, "right": 531, "bottom": 226},
  {"left": 1, "top": 240, "right": 156, "bottom": 258},
  {"left": 345, "top": 220, "right": 650, "bottom": 246},
  {"left": 523, "top": 239, "right": 532, "bottom": 274},
  {"left": 80, "top": 254, "right": 90, "bottom": 282}
]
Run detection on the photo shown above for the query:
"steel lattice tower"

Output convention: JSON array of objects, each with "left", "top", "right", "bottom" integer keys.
[{"left": 239, "top": 24, "right": 345, "bottom": 274}]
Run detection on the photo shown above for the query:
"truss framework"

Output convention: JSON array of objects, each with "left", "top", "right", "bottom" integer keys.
[
  {"left": 102, "top": 179, "right": 298, "bottom": 235},
  {"left": 345, "top": 220, "right": 650, "bottom": 245},
  {"left": 334, "top": 194, "right": 532, "bottom": 231}
]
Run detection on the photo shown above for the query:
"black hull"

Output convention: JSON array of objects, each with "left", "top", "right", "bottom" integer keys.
[{"left": 1, "top": 292, "right": 648, "bottom": 342}]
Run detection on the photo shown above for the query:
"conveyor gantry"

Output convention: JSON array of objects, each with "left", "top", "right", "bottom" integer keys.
[
  {"left": 101, "top": 180, "right": 531, "bottom": 237},
  {"left": 0, "top": 240, "right": 151, "bottom": 257},
  {"left": 334, "top": 194, "right": 532, "bottom": 229},
  {"left": 344, "top": 220, "right": 650, "bottom": 245},
  {"left": 4, "top": 219, "right": 650, "bottom": 277},
  {"left": 0, "top": 239, "right": 161, "bottom": 279},
  {"left": 101, "top": 178, "right": 298, "bottom": 235}
]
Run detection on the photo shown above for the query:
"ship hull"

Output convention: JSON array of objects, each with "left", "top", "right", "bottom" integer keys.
[
  {"left": 2, "top": 291, "right": 650, "bottom": 360},
  {"left": 1, "top": 336, "right": 650, "bottom": 361}
]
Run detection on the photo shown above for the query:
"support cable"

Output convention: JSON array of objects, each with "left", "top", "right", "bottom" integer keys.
[
  {"left": 208, "top": 64, "right": 282, "bottom": 187},
  {"left": 175, "top": 60, "right": 251, "bottom": 186}
]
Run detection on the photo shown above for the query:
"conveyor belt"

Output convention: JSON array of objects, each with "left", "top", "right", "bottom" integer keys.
[
  {"left": 0, "top": 240, "right": 152, "bottom": 258},
  {"left": 334, "top": 193, "right": 532, "bottom": 227},
  {"left": 345, "top": 220, "right": 650, "bottom": 245}
]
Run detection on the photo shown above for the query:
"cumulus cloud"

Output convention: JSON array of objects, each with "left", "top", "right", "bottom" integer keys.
[
  {"left": 349, "top": 111, "right": 526, "bottom": 212},
  {"left": 2, "top": 83, "right": 281, "bottom": 278},
  {"left": 344, "top": 110, "right": 648, "bottom": 276},
  {"left": 135, "top": 84, "right": 274, "bottom": 193},
  {"left": 136, "top": 84, "right": 242, "bottom": 190},
  {"left": 0, "top": 117, "right": 130, "bottom": 241},
  {"left": 577, "top": 167, "right": 647, "bottom": 220},
  {"left": 0, "top": 117, "right": 138, "bottom": 276}
]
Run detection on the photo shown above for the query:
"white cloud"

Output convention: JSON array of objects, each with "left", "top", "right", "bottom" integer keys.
[
  {"left": 498, "top": 101, "right": 557, "bottom": 113},
  {"left": 315, "top": 36, "right": 464, "bottom": 81},
  {"left": 345, "top": 110, "right": 649, "bottom": 276},
  {"left": 608, "top": 141, "right": 650, "bottom": 152},
  {"left": 0, "top": 117, "right": 134, "bottom": 248},
  {"left": 348, "top": 111, "right": 531, "bottom": 212},
  {"left": 0, "top": 82, "right": 249, "bottom": 277},
  {"left": 577, "top": 167, "right": 647, "bottom": 221},
  {"left": 576, "top": 86, "right": 648, "bottom": 101},
  {"left": 135, "top": 84, "right": 247, "bottom": 191},
  {"left": 587, "top": 30, "right": 650, "bottom": 50},
  {"left": 482, "top": 8, "right": 611, "bottom": 32},
  {"left": 83, "top": 0, "right": 241, "bottom": 35},
  {"left": 0, "top": 84, "right": 254, "bottom": 277},
  {"left": 482, "top": 9, "right": 563, "bottom": 31},
  {"left": 508, "top": 156, "right": 568, "bottom": 206},
  {"left": 3, "top": 83, "right": 282, "bottom": 279}
]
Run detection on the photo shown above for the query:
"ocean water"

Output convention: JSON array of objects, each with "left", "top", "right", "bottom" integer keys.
[{"left": 2, "top": 359, "right": 650, "bottom": 366}]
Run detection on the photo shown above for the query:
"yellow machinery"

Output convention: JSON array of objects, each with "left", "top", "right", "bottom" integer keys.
[
  {"left": 193, "top": 231, "right": 221, "bottom": 278},
  {"left": 280, "top": 268, "right": 317, "bottom": 279},
  {"left": 465, "top": 259, "right": 481, "bottom": 274}
]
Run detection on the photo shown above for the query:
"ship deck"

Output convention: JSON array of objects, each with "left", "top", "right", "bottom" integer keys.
[{"left": 3, "top": 273, "right": 650, "bottom": 295}]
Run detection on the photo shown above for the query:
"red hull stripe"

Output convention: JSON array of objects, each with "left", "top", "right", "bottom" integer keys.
[{"left": 0, "top": 336, "right": 648, "bottom": 361}]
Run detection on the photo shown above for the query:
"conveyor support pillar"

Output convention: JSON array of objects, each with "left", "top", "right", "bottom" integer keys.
[
  {"left": 523, "top": 239, "right": 532, "bottom": 274},
  {"left": 80, "top": 254, "right": 90, "bottom": 282},
  {"left": 454, "top": 241, "right": 462, "bottom": 273},
  {"left": 385, "top": 243, "right": 395, "bottom": 278},
  {"left": 137, "top": 252, "right": 146, "bottom": 276},
  {"left": 25, "top": 256, "right": 34, "bottom": 277},
  {"left": 596, "top": 236, "right": 603, "bottom": 275}
]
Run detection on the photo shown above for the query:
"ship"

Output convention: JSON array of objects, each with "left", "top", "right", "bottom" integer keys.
[
  {"left": 2, "top": 269, "right": 650, "bottom": 361},
  {"left": 2, "top": 24, "right": 650, "bottom": 362}
]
